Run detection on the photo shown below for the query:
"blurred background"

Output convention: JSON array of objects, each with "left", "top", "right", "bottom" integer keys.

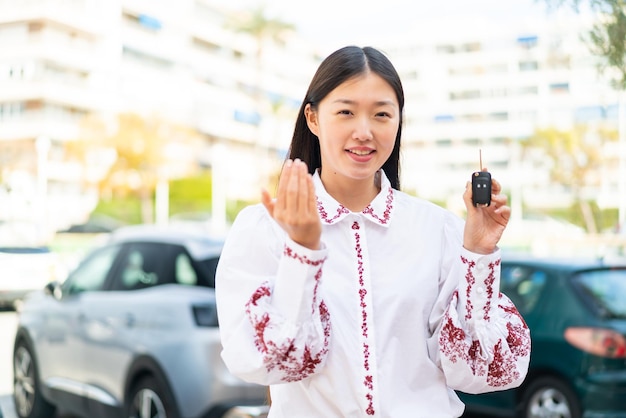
[{"left": 1, "top": 0, "right": 625, "bottom": 266}]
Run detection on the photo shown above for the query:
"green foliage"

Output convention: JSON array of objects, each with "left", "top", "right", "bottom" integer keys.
[
  {"left": 92, "top": 174, "right": 257, "bottom": 226},
  {"left": 226, "top": 199, "right": 257, "bottom": 223},
  {"left": 93, "top": 197, "right": 143, "bottom": 225},
  {"left": 542, "top": 0, "right": 626, "bottom": 89},
  {"left": 530, "top": 203, "right": 619, "bottom": 232},
  {"left": 168, "top": 175, "right": 213, "bottom": 216}
]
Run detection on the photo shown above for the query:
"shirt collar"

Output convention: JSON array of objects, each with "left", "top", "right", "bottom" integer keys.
[{"left": 313, "top": 170, "right": 395, "bottom": 227}]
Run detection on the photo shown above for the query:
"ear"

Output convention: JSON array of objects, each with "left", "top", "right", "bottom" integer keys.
[{"left": 304, "top": 103, "right": 320, "bottom": 136}]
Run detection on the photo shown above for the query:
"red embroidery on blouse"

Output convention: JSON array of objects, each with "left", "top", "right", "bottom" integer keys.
[
  {"left": 317, "top": 198, "right": 349, "bottom": 224},
  {"left": 284, "top": 245, "right": 325, "bottom": 266},
  {"left": 439, "top": 266, "right": 531, "bottom": 387},
  {"left": 439, "top": 315, "right": 469, "bottom": 363},
  {"left": 482, "top": 260, "right": 500, "bottom": 321},
  {"left": 361, "top": 187, "right": 394, "bottom": 224},
  {"left": 487, "top": 340, "right": 520, "bottom": 387},
  {"left": 353, "top": 223, "right": 375, "bottom": 416},
  {"left": 461, "top": 256, "right": 476, "bottom": 321},
  {"left": 245, "top": 274, "right": 331, "bottom": 382}
]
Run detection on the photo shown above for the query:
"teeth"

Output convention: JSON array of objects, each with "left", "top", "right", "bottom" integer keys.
[{"left": 349, "top": 149, "right": 372, "bottom": 156}]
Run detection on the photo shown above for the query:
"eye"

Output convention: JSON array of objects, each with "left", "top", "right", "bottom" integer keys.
[
  {"left": 338, "top": 110, "right": 352, "bottom": 115},
  {"left": 376, "top": 111, "right": 392, "bottom": 118}
]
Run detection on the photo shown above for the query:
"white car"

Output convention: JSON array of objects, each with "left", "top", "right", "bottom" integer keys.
[
  {"left": 13, "top": 224, "right": 268, "bottom": 418},
  {"left": 0, "top": 246, "right": 65, "bottom": 310}
]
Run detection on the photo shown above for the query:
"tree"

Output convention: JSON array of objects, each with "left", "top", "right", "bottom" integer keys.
[
  {"left": 523, "top": 124, "right": 619, "bottom": 232},
  {"left": 541, "top": 0, "right": 626, "bottom": 89},
  {"left": 79, "top": 113, "right": 202, "bottom": 224},
  {"left": 226, "top": 5, "right": 295, "bottom": 72},
  {"left": 226, "top": 6, "right": 295, "bottom": 187}
]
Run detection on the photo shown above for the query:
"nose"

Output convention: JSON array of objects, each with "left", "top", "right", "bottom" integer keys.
[{"left": 352, "top": 116, "right": 373, "bottom": 141}]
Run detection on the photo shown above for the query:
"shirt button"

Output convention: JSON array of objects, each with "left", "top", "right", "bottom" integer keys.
[{"left": 476, "top": 286, "right": 485, "bottom": 295}]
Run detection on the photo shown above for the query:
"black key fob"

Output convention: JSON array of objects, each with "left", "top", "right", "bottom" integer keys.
[{"left": 472, "top": 171, "right": 492, "bottom": 207}]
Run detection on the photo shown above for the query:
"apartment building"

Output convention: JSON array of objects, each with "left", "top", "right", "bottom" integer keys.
[
  {"left": 384, "top": 14, "right": 623, "bottom": 220},
  {"left": 1, "top": 1, "right": 623, "bottom": 240},
  {"left": 0, "top": 0, "right": 319, "bottom": 235}
]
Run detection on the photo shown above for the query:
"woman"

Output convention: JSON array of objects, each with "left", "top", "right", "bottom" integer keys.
[{"left": 215, "top": 45, "right": 530, "bottom": 417}]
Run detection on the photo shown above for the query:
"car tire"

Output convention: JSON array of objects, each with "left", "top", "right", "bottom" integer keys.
[
  {"left": 126, "top": 375, "right": 180, "bottom": 418},
  {"left": 519, "top": 376, "right": 582, "bottom": 418},
  {"left": 13, "top": 340, "right": 56, "bottom": 418}
]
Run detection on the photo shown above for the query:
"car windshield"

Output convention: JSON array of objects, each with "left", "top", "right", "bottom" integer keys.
[{"left": 574, "top": 268, "right": 626, "bottom": 319}]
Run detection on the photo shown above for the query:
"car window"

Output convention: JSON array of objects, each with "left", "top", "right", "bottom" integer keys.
[
  {"left": 573, "top": 269, "right": 626, "bottom": 319},
  {"left": 175, "top": 252, "right": 198, "bottom": 285},
  {"left": 110, "top": 242, "right": 170, "bottom": 291},
  {"left": 62, "top": 244, "right": 121, "bottom": 295},
  {"left": 501, "top": 265, "right": 548, "bottom": 314},
  {"left": 198, "top": 256, "right": 219, "bottom": 287},
  {"left": 109, "top": 242, "right": 203, "bottom": 290}
]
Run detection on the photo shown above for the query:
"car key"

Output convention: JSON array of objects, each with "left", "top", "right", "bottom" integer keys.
[{"left": 472, "top": 150, "right": 492, "bottom": 207}]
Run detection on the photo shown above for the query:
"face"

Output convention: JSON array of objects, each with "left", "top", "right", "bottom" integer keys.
[{"left": 305, "top": 72, "right": 400, "bottom": 188}]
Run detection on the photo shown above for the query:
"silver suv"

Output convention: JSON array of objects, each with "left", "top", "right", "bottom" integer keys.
[{"left": 13, "top": 224, "right": 268, "bottom": 418}]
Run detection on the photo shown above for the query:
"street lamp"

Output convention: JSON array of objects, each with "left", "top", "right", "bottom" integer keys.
[{"left": 35, "top": 135, "right": 51, "bottom": 242}]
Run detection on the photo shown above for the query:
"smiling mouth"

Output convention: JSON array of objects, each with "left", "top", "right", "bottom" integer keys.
[{"left": 347, "top": 149, "right": 374, "bottom": 156}]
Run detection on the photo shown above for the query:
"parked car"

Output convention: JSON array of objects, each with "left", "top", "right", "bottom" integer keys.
[
  {"left": 459, "top": 254, "right": 626, "bottom": 418},
  {"left": 13, "top": 224, "right": 268, "bottom": 418},
  {"left": 0, "top": 245, "right": 66, "bottom": 310}
]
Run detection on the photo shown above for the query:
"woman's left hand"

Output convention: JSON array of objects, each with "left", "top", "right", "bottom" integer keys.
[{"left": 462, "top": 169, "right": 511, "bottom": 254}]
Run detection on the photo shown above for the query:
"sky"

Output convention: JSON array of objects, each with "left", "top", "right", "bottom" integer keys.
[{"left": 233, "top": 0, "right": 587, "bottom": 52}]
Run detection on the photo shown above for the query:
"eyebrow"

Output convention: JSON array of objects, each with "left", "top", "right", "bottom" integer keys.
[{"left": 332, "top": 99, "right": 397, "bottom": 107}]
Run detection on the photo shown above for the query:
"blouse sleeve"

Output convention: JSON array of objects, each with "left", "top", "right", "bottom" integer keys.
[
  {"left": 427, "top": 215, "right": 531, "bottom": 394},
  {"left": 215, "top": 205, "right": 331, "bottom": 386}
]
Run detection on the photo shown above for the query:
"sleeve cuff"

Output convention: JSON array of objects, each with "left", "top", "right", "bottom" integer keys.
[
  {"left": 271, "top": 237, "right": 328, "bottom": 324},
  {"left": 458, "top": 248, "right": 502, "bottom": 324}
]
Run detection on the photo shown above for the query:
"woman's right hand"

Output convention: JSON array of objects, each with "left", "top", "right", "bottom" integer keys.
[{"left": 262, "top": 159, "right": 322, "bottom": 250}]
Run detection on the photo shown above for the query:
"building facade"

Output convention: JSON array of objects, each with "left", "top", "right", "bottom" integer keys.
[
  {"left": 383, "top": 13, "right": 623, "bottom": 223},
  {"left": 1, "top": 2, "right": 623, "bottom": 242},
  {"left": 0, "top": 0, "right": 320, "bottom": 238}
]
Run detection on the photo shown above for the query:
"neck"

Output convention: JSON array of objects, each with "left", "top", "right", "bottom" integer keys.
[{"left": 320, "top": 171, "right": 381, "bottom": 212}]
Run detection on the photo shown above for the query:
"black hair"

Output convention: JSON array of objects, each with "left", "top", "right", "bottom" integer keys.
[{"left": 287, "top": 45, "right": 404, "bottom": 190}]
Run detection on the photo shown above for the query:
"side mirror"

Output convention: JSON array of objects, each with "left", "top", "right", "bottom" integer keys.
[{"left": 44, "top": 281, "right": 62, "bottom": 300}]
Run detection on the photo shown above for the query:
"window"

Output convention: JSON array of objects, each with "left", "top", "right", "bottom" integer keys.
[
  {"left": 519, "top": 86, "right": 538, "bottom": 95},
  {"left": 519, "top": 61, "right": 539, "bottom": 71},
  {"left": 517, "top": 35, "right": 538, "bottom": 49},
  {"left": 450, "top": 90, "right": 481, "bottom": 100},
  {"left": 175, "top": 253, "right": 198, "bottom": 285},
  {"left": 549, "top": 83, "right": 569, "bottom": 94},
  {"left": 501, "top": 265, "right": 548, "bottom": 314},
  {"left": 434, "top": 114, "right": 454, "bottom": 123},
  {"left": 62, "top": 244, "right": 121, "bottom": 295},
  {"left": 121, "top": 250, "right": 158, "bottom": 288},
  {"left": 111, "top": 242, "right": 171, "bottom": 290},
  {"left": 574, "top": 269, "right": 626, "bottom": 318},
  {"left": 435, "top": 138, "right": 452, "bottom": 147}
]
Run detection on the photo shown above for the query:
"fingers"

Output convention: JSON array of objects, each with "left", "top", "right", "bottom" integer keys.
[
  {"left": 261, "top": 188, "right": 274, "bottom": 215},
  {"left": 490, "top": 176, "right": 502, "bottom": 195},
  {"left": 463, "top": 181, "right": 475, "bottom": 211},
  {"left": 269, "top": 159, "right": 314, "bottom": 219},
  {"left": 285, "top": 160, "right": 300, "bottom": 214}
]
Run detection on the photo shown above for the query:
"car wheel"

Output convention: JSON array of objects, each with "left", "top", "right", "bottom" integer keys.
[
  {"left": 13, "top": 340, "right": 55, "bottom": 418},
  {"left": 520, "top": 376, "right": 582, "bottom": 418},
  {"left": 126, "top": 376, "right": 180, "bottom": 418}
]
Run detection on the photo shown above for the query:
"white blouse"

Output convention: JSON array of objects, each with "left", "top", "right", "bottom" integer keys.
[{"left": 216, "top": 170, "right": 530, "bottom": 418}]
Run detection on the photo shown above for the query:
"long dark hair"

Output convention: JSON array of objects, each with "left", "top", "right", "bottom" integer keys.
[{"left": 287, "top": 45, "right": 405, "bottom": 190}]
